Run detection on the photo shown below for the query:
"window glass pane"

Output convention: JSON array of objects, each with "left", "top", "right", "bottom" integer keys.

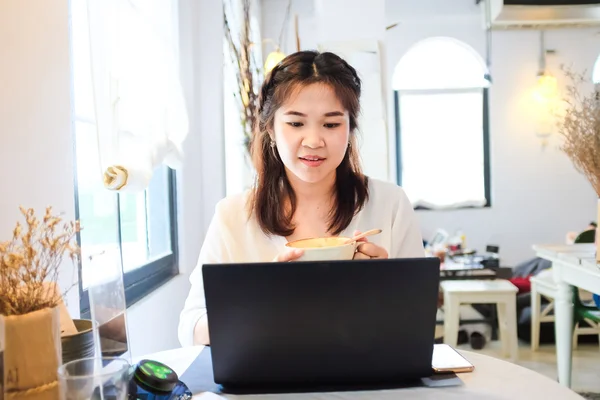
[
  {"left": 118, "top": 190, "right": 149, "bottom": 273},
  {"left": 119, "top": 165, "right": 172, "bottom": 273},
  {"left": 74, "top": 121, "right": 120, "bottom": 290},
  {"left": 146, "top": 166, "right": 172, "bottom": 259},
  {"left": 594, "top": 54, "right": 600, "bottom": 84},
  {"left": 399, "top": 91, "right": 486, "bottom": 207}
]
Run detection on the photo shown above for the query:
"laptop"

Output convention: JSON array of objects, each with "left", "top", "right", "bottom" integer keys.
[{"left": 202, "top": 257, "right": 440, "bottom": 390}]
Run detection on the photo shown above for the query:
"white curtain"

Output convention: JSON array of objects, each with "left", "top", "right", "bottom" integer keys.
[{"left": 86, "top": 0, "right": 188, "bottom": 192}]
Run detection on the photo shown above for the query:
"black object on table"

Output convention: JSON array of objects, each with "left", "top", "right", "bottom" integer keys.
[{"left": 127, "top": 359, "right": 193, "bottom": 399}]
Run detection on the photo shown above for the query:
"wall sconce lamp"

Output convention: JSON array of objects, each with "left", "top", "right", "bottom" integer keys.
[
  {"left": 534, "top": 72, "right": 558, "bottom": 102},
  {"left": 263, "top": 40, "right": 286, "bottom": 73},
  {"left": 532, "top": 31, "right": 559, "bottom": 147}
]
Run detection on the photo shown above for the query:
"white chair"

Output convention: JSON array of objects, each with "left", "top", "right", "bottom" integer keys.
[
  {"left": 530, "top": 272, "right": 557, "bottom": 351},
  {"left": 441, "top": 279, "right": 519, "bottom": 361},
  {"left": 530, "top": 270, "right": 600, "bottom": 351}
]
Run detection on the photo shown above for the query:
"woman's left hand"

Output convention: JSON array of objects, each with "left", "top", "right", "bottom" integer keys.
[{"left": 352, "top": 230, "right": 388, "bottom": 260}]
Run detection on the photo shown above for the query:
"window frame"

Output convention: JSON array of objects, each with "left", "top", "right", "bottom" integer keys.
[
  {"left": 394, "top": 87, "right": 492, "bottom": 210},
  {"left": 70, "top": 0, "right": 181, "bottom": 317},
  {"left": 75, "top": 166, "right": 179, "bottom": 317}
]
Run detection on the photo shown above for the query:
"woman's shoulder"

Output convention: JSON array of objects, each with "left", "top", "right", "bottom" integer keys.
[
  {"left": 365, "top": 177, "right": 413, "bottom": 213},
  {"left": 213, "top": 190, "right": 253, "bottom": 224},
  {"left": 215, "top": 190, "right": 250, "bottom": 210},
  {"left": 367, "top": 177, "right": 410, "bottom": 199}
]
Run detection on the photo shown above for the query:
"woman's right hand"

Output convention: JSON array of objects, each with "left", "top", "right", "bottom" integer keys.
[
  {"left": 273, "top": 248, "right": 304, "bottom": 262},
  {"left": 193, "top": 315, "right": 210, "bottom": 345}
]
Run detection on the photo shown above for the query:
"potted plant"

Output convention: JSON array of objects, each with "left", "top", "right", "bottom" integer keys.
[
  {"left": 0, "top": 206, "right": 80, "bottom": 399},
  {"left": 556, "top": 68, "right": 600, "bottom": 262}
]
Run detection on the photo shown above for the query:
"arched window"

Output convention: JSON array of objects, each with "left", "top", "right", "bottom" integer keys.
[{"left": 393, "top": 37, "right": 491, "bottom": 209}]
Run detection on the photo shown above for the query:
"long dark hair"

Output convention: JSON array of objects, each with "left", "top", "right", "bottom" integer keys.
[{"left": 249, "top": 50, "right": 369, "bottom": 237}]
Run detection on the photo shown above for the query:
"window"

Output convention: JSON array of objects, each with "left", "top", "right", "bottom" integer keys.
[
  {"left": 393, "top": 37, "right": 491, "bottom": 210},
  {"left": 71, "top": 0, "right": 178, "bottom": 315}
]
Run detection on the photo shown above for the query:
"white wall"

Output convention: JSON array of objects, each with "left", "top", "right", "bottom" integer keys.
[
  {"left": 0, "top": 0, "right": 225, "bottom": 359},
  {"left": 261, "top": 0, "right": 314, "bottom": 55},
  {"left": 260, "top": 0, "right": 600, "bottom": 266},
  {"left": 385, "top": 10, "right": 600, "bottom": 266},
  {"left": 0, "top": 0, "right": 79, "bottom": 315}
]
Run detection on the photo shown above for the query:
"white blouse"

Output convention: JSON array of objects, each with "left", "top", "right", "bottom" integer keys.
[{"left": 177, "top": 178, "right": 425, "bottom": 347}]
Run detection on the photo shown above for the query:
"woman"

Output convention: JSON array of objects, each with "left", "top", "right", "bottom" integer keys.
[{"left": 178, "top": 50, "right": 424, "bottom": 347}]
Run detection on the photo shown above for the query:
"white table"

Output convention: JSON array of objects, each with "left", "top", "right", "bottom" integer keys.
[
  {"left": 143, "top": 346, "right": 584, "bottom": 399},
  {"left": 441, "top": 280, "right": 519, "bottom": 361},
  {"left": 533, "top": 243, "right": 600, "bottom": 388}
]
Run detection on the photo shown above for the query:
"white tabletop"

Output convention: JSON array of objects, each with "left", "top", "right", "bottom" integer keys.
[
  {"left": 440, "top": 279, "right": 517, "bottom": 293},
  {"left": 142, "top": 346, "right": 584, "bottom": 400},
  {"left": 532, "top": 243, "right": 600, "bottom": 287},
  {"left": 532, "top": 243, "right": 595, "bottom": 260}
]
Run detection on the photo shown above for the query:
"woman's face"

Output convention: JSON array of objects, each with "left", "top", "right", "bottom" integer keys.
[{"left": 272, "top": 83, "right": 350, "bottom": 186}]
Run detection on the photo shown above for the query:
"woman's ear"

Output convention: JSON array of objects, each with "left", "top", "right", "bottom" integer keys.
[{"left": 349, "top": 134, "right": 357, "bottom": 148}]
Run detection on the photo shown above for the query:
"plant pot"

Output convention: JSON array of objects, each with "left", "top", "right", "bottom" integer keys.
[
  {"left": 61, "top": 319, "right": 95, "bottom": 365},
  {"left": 1, "top": 307, "right": 61, "bottom": 400}
]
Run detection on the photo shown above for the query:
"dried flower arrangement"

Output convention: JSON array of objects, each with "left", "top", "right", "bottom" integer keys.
[
  {"left": 0, "top": 206, "right": 80, "bottom": 316},
  {"left": 556, "top": 67, "right": 600, "bottom": 196},
  {"left": 223, "top": 0, "right": 262, "bottom": 154},
  {"left": 223, "top": 0, "right": 295, "bottom": 157}
]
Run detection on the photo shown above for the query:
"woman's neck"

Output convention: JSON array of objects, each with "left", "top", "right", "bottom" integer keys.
[
  {"left": 283, "top": 169, "right": 337, "bottom": 240},
  {"left": 285, "top": 169, "right": 336, "bottom": 205}
]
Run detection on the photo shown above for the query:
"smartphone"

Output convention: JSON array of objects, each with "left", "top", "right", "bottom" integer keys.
[{"left": 431, "top": 344, "right": 475, "bottom": 373}]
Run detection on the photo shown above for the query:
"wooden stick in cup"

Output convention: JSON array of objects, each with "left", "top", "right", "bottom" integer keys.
[{"left": 344, "top": 229, "right": 382, "bottom": 244}]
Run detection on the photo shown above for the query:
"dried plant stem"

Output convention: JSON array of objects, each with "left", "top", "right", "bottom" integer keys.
[
  {"left": 557, "top": 67, "right": 600, "bottom": 197},
  {"left": 0, "top": 207, "right": 80, "bottom": 316},
  {"left": 223, "top": 0, "right": 262, "bottom": 153}
]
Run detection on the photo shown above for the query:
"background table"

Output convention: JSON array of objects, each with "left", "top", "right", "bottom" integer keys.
[
  {"left": 533, "top": 243, "right": 600, "bottom": 388},
  {"left": 141, "top": 346, "right": 584, "bottom": 399}
]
